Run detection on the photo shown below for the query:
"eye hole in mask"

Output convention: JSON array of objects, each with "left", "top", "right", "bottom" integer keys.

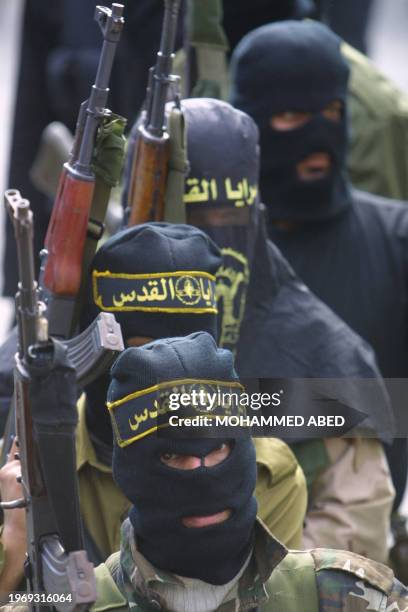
[
  {"left": 270, "top": 99, "right": 344, "bottom": 132},
  {"left": 187, "top": 207, "right": 251, "bottom": 227},
  {"left": 160, "top": 441, "right": 233, "bottom": 470}
]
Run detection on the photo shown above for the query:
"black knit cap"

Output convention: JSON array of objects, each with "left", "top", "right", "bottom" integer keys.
[
  {"left": 182, "top": 98, "right": 260, "bottom": 210},
  {"left": 81, "top": 223, "right": 222, "bottom": 341},
  {"left": 108, "top": 333, "right": 240, "bottom": 411},
  {"left": 107, "top": 331, "right": 244, "bottom": 446},
  {"left": 230, "top": 20, "right": 350, "bottom": 127}
]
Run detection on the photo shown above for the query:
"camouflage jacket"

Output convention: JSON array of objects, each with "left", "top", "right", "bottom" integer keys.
[{"left": 92, "top": 519, "right": 408, "bottom": 612}]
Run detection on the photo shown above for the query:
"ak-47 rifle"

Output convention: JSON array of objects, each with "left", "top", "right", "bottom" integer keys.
[
  {"left": 126, "top": 0, "right": 181, "bottom": 226},
  {"left": 42, "top": 3, "right": 124, "bottom": 340},
  {"left": 3, "top": 192, "right": 97, "bottom": 612}
]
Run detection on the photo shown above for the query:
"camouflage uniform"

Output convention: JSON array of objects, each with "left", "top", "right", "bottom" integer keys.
[{"left": 92, "top": 519, "right": 408, "bottom": 612}]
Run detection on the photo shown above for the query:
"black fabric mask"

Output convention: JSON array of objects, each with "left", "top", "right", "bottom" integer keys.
[
  {"left": 182, "top": 98, "right": 261, "bottom": 353},
  {"left": 230, "top": 20, "right": 353, "bottom": 222},
  {"left": 110, "top": 335, "right": 257, "bottom": 585},
  {"left": 259, "top": 112, "right": 351, "bottom": 222},
  {"left": 113, "top": 436, "right": 257, "bottom": 585}
]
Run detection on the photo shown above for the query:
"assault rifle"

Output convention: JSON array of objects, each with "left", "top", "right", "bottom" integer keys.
[
  {"left": 42, "top": 3, "right": 124, "bottom": 339},
  {"left": 2, "top": 193, "right": 98, "bottom": 611},
  {"left": 127, "top": 0, "right": 181, "bottom": 226},
  {"left": 0, "top": 189, "right": 123, "bottom": 479}
]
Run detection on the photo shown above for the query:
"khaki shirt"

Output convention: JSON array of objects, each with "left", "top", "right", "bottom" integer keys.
[
  {"left": 76, "top": 396, "right": 130, "bottom": 559},
  {"left": 254, "top": 438, "right": 307, "bottom": 549}
]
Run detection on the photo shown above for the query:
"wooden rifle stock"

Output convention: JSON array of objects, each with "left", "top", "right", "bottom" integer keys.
[
  {"left": 127, "top": 125, "right": 170, "bottom": 225},
  {"left": 44, "top": 164, "right": 95, "bottom": 296}
]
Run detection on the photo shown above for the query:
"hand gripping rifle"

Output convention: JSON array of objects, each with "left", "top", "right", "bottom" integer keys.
[
  {"left": 126, "top": 0, "right": 181, "bottom": 226},
  {"left": 3, "top": 193, "right": 98, "bottom": 611},
  {"left": 42, "top": 4, "right": 124, "bottom": 340}
]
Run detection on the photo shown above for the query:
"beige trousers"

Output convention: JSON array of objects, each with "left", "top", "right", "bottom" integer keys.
[{"left": 302, "top": 438, "right": 395, "bottom": 564}]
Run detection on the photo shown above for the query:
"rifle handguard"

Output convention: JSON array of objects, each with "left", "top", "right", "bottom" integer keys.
[
  {"left": 127, "top": 126, "right": 170, "bottom": 225},
  {"left": 44, "top": 166, "right": 95, "bottom": 297}
]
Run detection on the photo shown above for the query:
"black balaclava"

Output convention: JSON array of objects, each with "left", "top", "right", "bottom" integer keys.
[
  {"left": 230, "top": 20, "right": 352, "bottom": 223},
  {"left": 110, "top": 333, "right": 257, "bottom": 585},
  {"left": 182, "top": 98, "right": 261, "bottom": 354},
  {"left": 80, "top": 224, "right": 221, "bottom": 448}
]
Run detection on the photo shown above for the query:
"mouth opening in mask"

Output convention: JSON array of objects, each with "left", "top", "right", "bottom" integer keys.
[
  {"left": 182, "top": 509, "right": 233, "bottom": 528},
  {"left": 187, "top": 207, "right": 251, "bottom": 228},
  {"left": 296, "top": 152, "right": 332, "bottom": 182}
]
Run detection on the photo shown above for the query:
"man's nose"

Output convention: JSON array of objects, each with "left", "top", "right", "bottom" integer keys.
[{"left": 183, "top": 455, "right": 203, "bottom": 470}]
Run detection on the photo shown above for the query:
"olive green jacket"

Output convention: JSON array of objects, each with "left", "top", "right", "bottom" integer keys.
[{"left": 345, "top": 42, "right": 408, "bottom": 201}]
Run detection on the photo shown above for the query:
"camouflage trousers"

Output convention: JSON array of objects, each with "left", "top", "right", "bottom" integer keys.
[{"left": 303, "top": 438, "right": 395, "bottom": 564}]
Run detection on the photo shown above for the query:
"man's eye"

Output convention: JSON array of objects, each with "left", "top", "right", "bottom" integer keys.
[{"left": 161, "top": 452, "right": 178, "bottom": 462}]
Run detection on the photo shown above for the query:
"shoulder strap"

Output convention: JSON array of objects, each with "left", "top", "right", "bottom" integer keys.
[
  {"left": 185, "top": 0, "right": 229, "bottom": 100},
  {"left": 265, "top": 551, "right": 319, "bottom": 612},
  {"left": 164, "top": 107, "right": 188, "bottom": 224}
]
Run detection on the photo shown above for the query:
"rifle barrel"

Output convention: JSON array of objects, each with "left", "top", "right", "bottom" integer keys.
[
  {"left": 5, "top": 190, "right": 38, "bottom": 356},
  {"left": 76, "top": 3, "right": 124, "bottom": 173},
  {"left": 147, "top": 0, "right": 181, "bottom": 136}
]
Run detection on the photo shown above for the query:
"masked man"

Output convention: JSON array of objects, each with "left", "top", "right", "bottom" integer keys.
[
  {"left": 92, "top": 332, "right": 407, "bottom": 612},
  {"left": 123, "top": 96, "right": 396, "bottom": 563},
  {"left": 230, "top": 18, "right": 408, "bottom": 563},
  {"left": 0, "top": 224, "right": 307, "bottom": 594}
]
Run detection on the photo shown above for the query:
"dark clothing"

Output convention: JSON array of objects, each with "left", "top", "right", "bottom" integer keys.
[
  {"left": 324, "top": 0, "right": 373, "bottom": 54},
  {"left": 229, "top": 17, "right": 408, "bottom": 504},
  {"left": 235, "top": 207, "right": 394, "bottom": 443},
  {"left": 4, "top": 0, "right": 164, "bottom": 297},
  {"left": 268, "top": 190, "right": 408, "bottom": 382},
  {"left": 268, "top": 189, "right": 408, "bottom": 503},
  {"left": 122, "top": 94, "right": 395, "bottom": 444},
  {"left": 222, "top": 0, "right": 313, "bottom": 51},
  {"left": 4, "top": 0, "right": 61, "bottom": 297}
]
